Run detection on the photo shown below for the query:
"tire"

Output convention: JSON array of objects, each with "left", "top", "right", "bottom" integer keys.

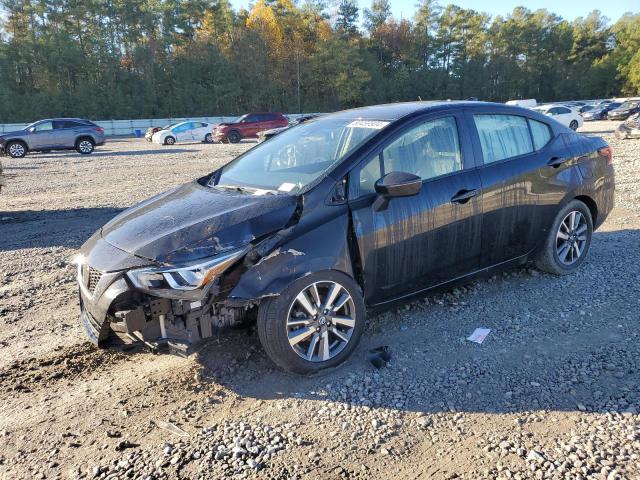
[
  {"left": 164, "top": 136, "right": 176, "bottom": 146},
  {"left": 257, "top": 270, "right": 366, "bottom": 375},
  {"left": 6, "top": 141, "right": 27, "bottom": 158},
  {"left": 535, "top": 199, "right": 593, "bottom": 275},
  {"left": 569, "top": 120, "right": 579, "bottom": 130},
  {"left": 76, "top": 138, "right": 95, "bottom": 154},
  {"left": 204, "top": 133, "right": 213, "bottom": 143},
  {"left": 227, "top": 130, "right": 241, "bottom": 144}
]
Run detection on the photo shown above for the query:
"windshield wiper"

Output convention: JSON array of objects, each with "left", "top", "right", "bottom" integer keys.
[{"left": 215, "top": 184, "right": 277, "bottom": 195}]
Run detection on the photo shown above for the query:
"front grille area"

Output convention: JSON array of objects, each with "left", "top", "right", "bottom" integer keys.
[{"left": 86, "top": 266, "right": 103, "bottom": 292}]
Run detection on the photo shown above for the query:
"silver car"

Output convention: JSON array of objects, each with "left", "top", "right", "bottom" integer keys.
[{"left": 0, "top": 118, "right": 106, "bottom": 158}]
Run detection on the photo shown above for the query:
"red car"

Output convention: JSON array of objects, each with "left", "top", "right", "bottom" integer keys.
[{"left": 213, "top": 112, "right": 288, "bottom": 143}]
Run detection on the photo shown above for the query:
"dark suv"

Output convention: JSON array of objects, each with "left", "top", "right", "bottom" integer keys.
[
  {"left": 0, "top": 118, "right": 106, "bottom": 158},
  {"left": 213, "top": 112, "right": 288, "bottom": 143}
]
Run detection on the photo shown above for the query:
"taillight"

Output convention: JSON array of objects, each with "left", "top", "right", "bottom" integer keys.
[
  {"left": 598, "top": 146, "right": 613, "bottom": 165},
  {"left": 95, "top": 127, "right": 104, "bottom": 133}
]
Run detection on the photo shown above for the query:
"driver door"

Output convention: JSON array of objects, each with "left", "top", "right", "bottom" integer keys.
[
  {"left": 348, "top": 113, "right": 483, "bottom": 305},
  {"left": 28, "top": 121, "right": 55, "bottom": 149}
]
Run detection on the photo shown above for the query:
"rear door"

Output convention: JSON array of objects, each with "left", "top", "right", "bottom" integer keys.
[
  {"left": 349, "top": 113, "right": 483, "bottom": 305},
  {"left": 468, "top": 112, "right": 554, "bottom": 266},
  {"left": 52, "top": 120, "right": 78, "bottom": 146}
]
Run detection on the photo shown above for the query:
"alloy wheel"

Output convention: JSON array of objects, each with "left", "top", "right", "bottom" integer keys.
[
  {"left": 556, "top": 210, "right": 588, "bottom": 265},
  {"left": 9, "top": 143, "right": 25, "bottom": 158},
  {"left": 78, "top": 140, "right": 93, "bottom": 153},
  {"left": 286, "top": 281, "right": 356, "bottom": 362}
]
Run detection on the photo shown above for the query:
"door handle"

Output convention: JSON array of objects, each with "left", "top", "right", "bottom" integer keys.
[
  {"left": 450, "top": 189, "right": 478, "bottom": 204},
  {"left": 547, "top": 156, "right": 569, "bottom": 168}
]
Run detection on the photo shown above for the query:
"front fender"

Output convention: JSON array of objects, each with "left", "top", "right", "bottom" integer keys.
[{"left": 228, "top": 210, "right": 354, "bottom": 301}]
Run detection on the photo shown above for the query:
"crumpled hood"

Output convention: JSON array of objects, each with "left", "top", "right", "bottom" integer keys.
[{"left": 100, "top": 182, "right": 298, "bottom": 264}]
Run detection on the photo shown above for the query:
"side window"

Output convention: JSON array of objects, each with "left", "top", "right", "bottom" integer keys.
[
  {"left": 473, "top": 114, "right": 533, "bottom": 164},
  {"left": 244, "top": 115, "right": 258, "bottom": 123},
  {"left": 528, "top": 119, "right": 552, "bottom": 150},
  {"left": 358, "top": 116, "right": 462, "bottom": 196},
  {"left": 34, "top": 121, "right": 53, "bottom": 132},
  {"left": 172, "top": 123, "right": 190, "bottom": 133},
  {"left": 557, "top": 107, "right": 571, "bottom": 115}
]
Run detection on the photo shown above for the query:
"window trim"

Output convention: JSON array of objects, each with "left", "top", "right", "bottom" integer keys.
[
  {"left": 349, "top": 113, "right": 467, "bottom": 200},
  {"left": 471, "top": 113, "right": 553, "bottom": 166}
]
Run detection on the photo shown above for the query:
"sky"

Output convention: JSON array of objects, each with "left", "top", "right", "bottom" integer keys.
[{"left": 230, "top": 0, "right": 638, "bottom": 23}]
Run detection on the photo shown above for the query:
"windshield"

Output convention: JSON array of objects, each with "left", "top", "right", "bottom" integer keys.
[{"left": 212, "top": 117, "right": 388, "bottom": 193}]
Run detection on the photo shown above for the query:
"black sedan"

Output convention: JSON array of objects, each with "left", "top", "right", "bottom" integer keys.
[
  {"left": 76, "top": 102, "right": 615, "bottom": 374},
  {"left": 607, "top": 101, "right": 640, "bottom": 120},
  {"left": 582, "top": 102, "right": 621, "bottom": 121}
]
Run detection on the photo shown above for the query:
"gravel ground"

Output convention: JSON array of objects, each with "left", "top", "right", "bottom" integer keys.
[{"left": 0, "top": 121, "right": 638, "bottom": 480}]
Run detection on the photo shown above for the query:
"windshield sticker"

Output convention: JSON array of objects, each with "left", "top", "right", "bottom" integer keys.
[
  {"left": 252, "top": 189, "right": 272, "bottom": 196},
  {"left": 277, "top": 183, "right": 297, "bottom": 192},
  {"left": 347, "top": 120, "right": 389, "bottom": 130}
]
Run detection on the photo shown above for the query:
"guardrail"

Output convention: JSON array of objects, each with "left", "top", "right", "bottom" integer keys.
[{"left": 0, "top": 114, "right": 313, "bottom": 136}]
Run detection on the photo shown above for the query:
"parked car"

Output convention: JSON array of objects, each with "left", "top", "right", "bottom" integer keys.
[
  {"left": 257, "top": 114, "right": 319, "bottom": 142},
  {"left": 213, "top": 113, "right": 288, "bottom": 143},
  {"left": 615, "top": 112, "right": 640, "bottom": 139},
  {"left": 0, "top": 118, "right": 105, "bottom": 158},
  {"left": 505, "top": 99, "right": 537, "bottom": 108},
  {"left": 533, "top": 105, "right": 583, "bottom": 130},
  {"left": 151, "top": 121, "right": 215, "bottom": 145},
  {"left": 145, "top": 124, "right": 176, "bottom": 142},
  {"left": 76, "top": 101, "right": 614, "bottom": 374},
  {"left": 579, "top": 105, "right": 597, "bottom": 114},
  {"left": 607, "top": 101, "right": 640, "bottom": 121},
  {"left": 582, "top": 102, "right": 621, "bottom": 121}
]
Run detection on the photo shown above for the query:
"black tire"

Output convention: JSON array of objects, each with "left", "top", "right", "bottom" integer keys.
[
  {"left": 257, "top": 270, "right": 366, "bottom": 375},
  {"left": 535, "top": 199, "right": 593, "bottom": 275},
  {"left": 164, "top": 136, "right": 176, "bottom": 145},
  {"left": 204, "top": 133, "right": 213, "bottom": 143},
  {"left": 569, "top": 120, "right": 579, "bottom": 130},
  {"left": 227, "top": 130, "right": 241, "bottom": 144},
  {"left": 76, "top": 137, "right": 95, "bottom": 154},
  {"left": 6, "top": 141, "right": 27, "bottom": 158}
]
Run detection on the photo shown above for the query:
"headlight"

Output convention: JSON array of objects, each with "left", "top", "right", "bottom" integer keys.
[{"left": 127, "top": 248, "right": 247, "bottom": 292}]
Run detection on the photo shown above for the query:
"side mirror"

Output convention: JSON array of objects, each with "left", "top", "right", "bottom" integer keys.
[
  {"left": 373, "top": 171, "right": 422, "bottom": 211},
  {"left": 27, "top": 127, "right": 35, "bottom": 133}
]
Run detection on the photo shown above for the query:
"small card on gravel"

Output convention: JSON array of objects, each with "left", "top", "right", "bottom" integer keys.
[{"left": 467, "top": 328, "right": 491, "bottom": 344}]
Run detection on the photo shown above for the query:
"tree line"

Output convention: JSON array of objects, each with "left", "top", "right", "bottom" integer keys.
[{"left": 0, "top": 0, "right": 639, "bottom": 123}]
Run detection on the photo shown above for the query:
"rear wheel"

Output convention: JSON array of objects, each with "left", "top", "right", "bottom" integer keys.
[
  {"left": 76, "top": 138, "right": 95, "bottom": 154},
  {"left": 535, "top": 200, "right": 593, "bottom": 275},
  {"left": 7, "top": 141, "right": 27, "bottom": 158},
  {"left": 569, "top": 120, "right": 579, "bottom": 130},
  {"left": 257, "top": 270, "right": 365, "bottom": 374},
  {"left": 227, "top": 130, "right": 241, "bottom": 144},
  {"left": 204, "top": 133, "right": 213, "bottom": 143},
  {"left": 164, "top": 136, "right": 176, "bottom": 145}
]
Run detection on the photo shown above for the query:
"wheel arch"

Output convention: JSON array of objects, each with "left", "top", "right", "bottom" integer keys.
[
  {"left": 6, "top": 138, "right": 29, "bottom": 150},
  {"left": 75, "top": 135, "right": 95, "bottom": 146},
  {"left": 574, "top": 194, "right": 598, "bottom": 225}
]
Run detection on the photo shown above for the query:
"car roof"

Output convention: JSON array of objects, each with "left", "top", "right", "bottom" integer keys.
[
  {"left": 38, "top": 118, "right": 93, "bottom": 122},
  {"left": 326, "top": 101, "right": 536, "bottom": 121}
]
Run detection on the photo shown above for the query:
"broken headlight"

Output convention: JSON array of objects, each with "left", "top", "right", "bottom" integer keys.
[{"left": 127, "top": 248, "right": 247, "bottom": 292}]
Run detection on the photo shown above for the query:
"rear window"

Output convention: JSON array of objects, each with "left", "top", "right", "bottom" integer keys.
[{"left": 473, "top": 114, "right": 533, "bottom": 163}]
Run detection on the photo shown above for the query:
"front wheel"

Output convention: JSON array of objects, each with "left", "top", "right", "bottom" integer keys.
[
  {"left": 164, "top": 136, "right": 176, "bottom": 145},
  {"left": 227, "top": 131, "right": 241, "bottom": 144},
  {"left": 257, "top": 271, "right": 366, "bottom": 374},
  {"left": 569, "top": 120, "right": 579, "bottom": 130},
  {"left": 7, "top": 141, "right": 27, "bottom": 158},
  {"left": 535, "top": 200, "right": 593, "bottom": 275}
]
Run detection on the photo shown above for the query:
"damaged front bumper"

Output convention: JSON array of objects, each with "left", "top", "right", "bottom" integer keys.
[{"left": 77, "top": 237, "right": 252, "bottom": 356}]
